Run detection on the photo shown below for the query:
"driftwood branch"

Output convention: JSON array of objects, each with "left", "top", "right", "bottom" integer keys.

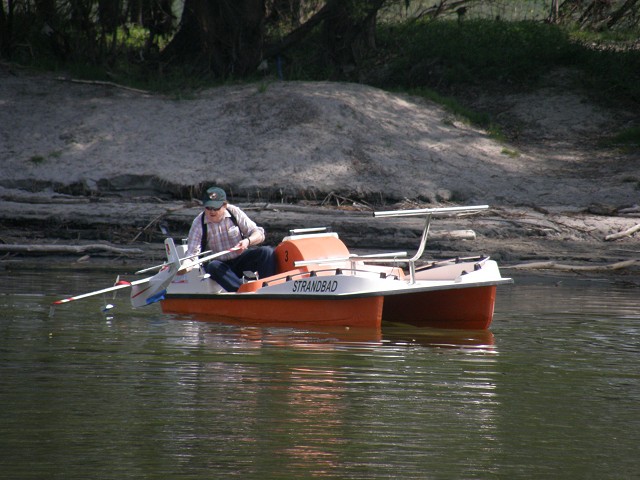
[
  {"left": 506, "top": 259, "right": 638, "bottom": 272},
  {"left": 129, "top": 204, "right": 193, "bottom": 243},
  {"left": 434, "top": 229, "right": 476, "bottom": 240},
  {"left": 55, "top": 76, "right": 151, "bottom": 95},
  {"left": 604, "top": 223, "right": 640, "bottom": 241},
  {"left": 619, "top": 205, "right": 640, "bottom": 215},
  {"left": 0, "top": 190, "right": 90, "bottom": 205},
  {"left": 485, "top": 216, "right": 563, "bottom": 233},
  {"left": 0, "top": 244, "right": 144, "bottom": 255}
]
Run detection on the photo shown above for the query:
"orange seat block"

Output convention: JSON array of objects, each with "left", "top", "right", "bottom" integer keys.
[{"left": 274, "top": 235, "right": 350, "bottom": 274}]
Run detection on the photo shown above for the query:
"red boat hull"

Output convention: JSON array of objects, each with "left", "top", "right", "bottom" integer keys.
[
  {"left": 161, "top": 295, "right": 385, "bottom": 328},
  {"left": 161, "top": 284, "right": 497, "bottom": 330},
  {"left": 382, "top": 285, "right": 497, "bottom": 330}
]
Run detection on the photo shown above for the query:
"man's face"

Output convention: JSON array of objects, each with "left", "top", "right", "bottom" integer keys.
[{"left": 205, "top": 204, "right": 226, "bottom": 223}]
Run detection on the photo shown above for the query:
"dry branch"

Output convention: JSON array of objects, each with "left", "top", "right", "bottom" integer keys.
[
  {"left": 507, "top": 259, "right": 638, "bottom": 272},
  {"left": 130, "top": 204, "right": 193, "bottom": 243},
  {"left": 55, "top": 76, "right": 151, "bottom": 95},
  {"left": 605, "top": 223, "right": 640, "bottom": 241},
  {"left": 619, "top": 205, "right": 640, "bottom": 215},
  {"left": 435, "top": 229, "right": 476, "bottom": 240}
]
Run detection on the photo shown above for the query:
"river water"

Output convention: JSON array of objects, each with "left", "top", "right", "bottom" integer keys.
[{"left": 1, "top": 270, "right": 638, "bottom": 479}]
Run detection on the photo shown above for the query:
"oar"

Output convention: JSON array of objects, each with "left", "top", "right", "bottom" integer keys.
[
  {"left": 191, "top": 247, "right": 239, "bottom": 266},
  {"left": 52, "top": 276, "right": 152, "bottom": 306},
  {"left": 50, "top": 239, "right": 239, "bottom": 312},
  {"left": 134, "top": 249, "right": 213, "bottom": 274}
]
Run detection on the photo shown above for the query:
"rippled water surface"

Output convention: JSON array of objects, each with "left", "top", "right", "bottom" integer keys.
[{"left": 1, "top": 271, "right": 638, "bottom": 479}]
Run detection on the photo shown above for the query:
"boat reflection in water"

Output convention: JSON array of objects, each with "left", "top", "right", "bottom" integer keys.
[
  {"left": 176, "top": 313, "right": 496, "bottom": 351},
  {"left": 382, "top": 322, "right": 495, "bottom": 351},
  {"left": 166, "top": 313, "right": 499, "bottom": 477}
]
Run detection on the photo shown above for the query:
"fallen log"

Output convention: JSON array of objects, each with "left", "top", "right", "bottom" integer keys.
[
  {"left": 0, "top": 244, "right": 144, "bottom": 255},
  {"left": 506, "top": 259, "right": 638, "bottom": 272},
  {"left": 618, "top": 205, "right": 640, "bottom": 215},
  {"left": 604, "top": 223, "right": 640, "bottom": 241},
  {"left": 55, "top": 76, "right": 151, "bottom": 95},
  {"left": 434, "top": 229, "right": 476, "bottom": 241}
]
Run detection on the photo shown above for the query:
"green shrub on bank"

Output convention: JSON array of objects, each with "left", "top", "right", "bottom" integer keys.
[
  {"left": 10, "top": 15, "right": 640, "bottom": 111},
  {"left": 371, "top": 19, "right": 580, "bottom": 89},
  {"left": 580, "top": 48, "right": 640, "bottom": 105}
]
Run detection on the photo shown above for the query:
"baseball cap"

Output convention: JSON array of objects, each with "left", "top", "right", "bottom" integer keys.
[{"left": 202, "top": 187, "right": 227, "bottom": 209}]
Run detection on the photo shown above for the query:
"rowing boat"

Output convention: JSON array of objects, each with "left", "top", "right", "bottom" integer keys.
[
  {"left": 159, "top": 205, "right": 512, "bottom": 329},
  {"left": 53, "top": 205, "right": 512, "bottom": 329}
]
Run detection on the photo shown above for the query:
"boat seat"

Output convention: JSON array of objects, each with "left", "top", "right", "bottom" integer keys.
[{"left": 273, "top": 235, "right": 350, "bottom": 274}]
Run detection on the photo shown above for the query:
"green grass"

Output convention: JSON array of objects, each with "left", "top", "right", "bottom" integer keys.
[
  {"left": 29, "top": 155, "right": 46, "bottom": 164},
  {"left": 600, "top": 126, "right": 640, "bottom": 152},
  {"left": 501, "top": 148, "right": 520, "bottom": 158},
  {"left": 406, "top": 87, "right": 489, "bottom": 125},
  {"left": 369, "top": 19, "right": 581, "bottom": 89},
  {"left": 402, "top": 86, "right": 502, "bottom": 134},
  {"left": 283, "top": 17, "right": 639, "bottom": 132}
]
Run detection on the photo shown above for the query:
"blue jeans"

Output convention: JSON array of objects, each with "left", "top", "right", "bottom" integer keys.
[{"left": 205, "top": 246, "right": 276, "bottom": 292}]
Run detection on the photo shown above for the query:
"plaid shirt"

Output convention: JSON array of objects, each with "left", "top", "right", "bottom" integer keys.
[{"left": 185, "top": 204, "right": 265, "bottom": 262}]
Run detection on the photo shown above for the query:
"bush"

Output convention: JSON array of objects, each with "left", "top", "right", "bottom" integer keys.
[{"left": 371, "top": 19, "right": 581, "bottom": 89}]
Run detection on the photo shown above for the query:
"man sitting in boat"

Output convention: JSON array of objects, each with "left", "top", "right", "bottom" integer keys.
[{"left": 180, "top": 186, "right": 276, "bottom": 291}]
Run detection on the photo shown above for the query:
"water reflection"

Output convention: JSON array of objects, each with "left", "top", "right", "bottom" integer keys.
[
  {"left": 2, "top": 271, "right": 639, "bottom": 478},
  {"left": 151, "top": 315, "right": 502, "bottom": 478},
  {"left": 171, "top": 312, "right": 496, "bottom": 352}
]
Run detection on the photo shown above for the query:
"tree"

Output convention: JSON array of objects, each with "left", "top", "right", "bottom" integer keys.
[
  {"left": 161, "top": 0, "right": 387, "bottom": 78},
  {"left": 605, "top": 0, "right": 639, "bottom": 29},
  {"left": 321, "top": 0, "right": 384, "bottom": 69},
  {"left": 0, "top": 0, "right": 10, "bottom": 58},
  {"left": 162, "top": 0, "right": 267, "bottom": 76}
]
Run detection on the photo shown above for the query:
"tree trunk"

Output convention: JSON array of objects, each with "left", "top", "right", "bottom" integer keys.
[
  {"left": 267, "top": 0, "right": 303, "bottom": 26},
  {"left": 322, "top": 0, "right": 383, "bottom": 74},
  {"left": 548, "top": 0, "right": 560, "bottom": 23},
  {"left": 162, "top": 0, "right": 265, "bottom": 77},
  {"left": 163, "top": 0, "right": 385, "bottom": 79},
  {"left": 0, "top": 0, "right": 9, "bottom": 58},
  {"left": 264, "top": 2, "right": 332, "bottom": 58},
  {"left": 606, "top": 0, "right": 639, "bottom": 28}
]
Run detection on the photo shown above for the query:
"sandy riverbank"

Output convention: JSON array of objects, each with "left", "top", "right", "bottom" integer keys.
[{"left": 0, "top": 65, "right": 638, "bottom": 277}]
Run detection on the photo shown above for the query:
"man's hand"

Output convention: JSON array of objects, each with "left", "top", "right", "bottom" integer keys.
[
  {"left": 177, "top": 258, "right": 195, "bottom": 276},
  {"left": 235, "top": 238, "right": 251, "bottom": 252}
]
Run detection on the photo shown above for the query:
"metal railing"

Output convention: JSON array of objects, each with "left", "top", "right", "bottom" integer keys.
[
  {"left": 369, "top": 205, "right": 489, "bottom": 283},
  {"left": 292, "top": 205, "right": 489, "bottom": 284}
]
